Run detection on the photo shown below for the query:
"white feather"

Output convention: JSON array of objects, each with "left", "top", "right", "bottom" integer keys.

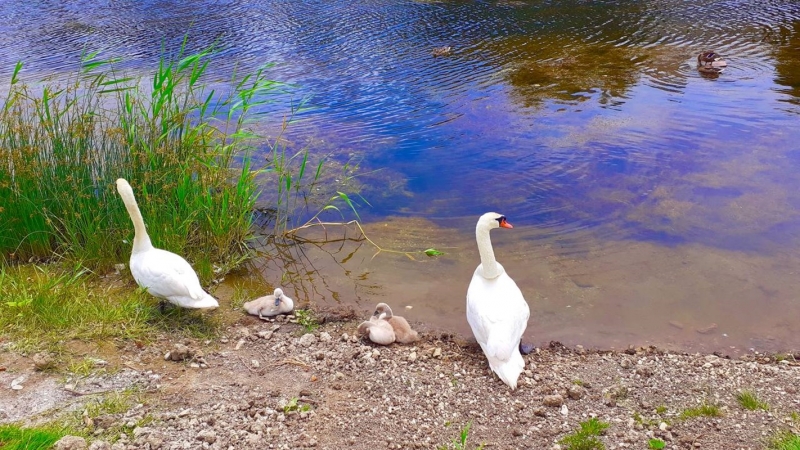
[
  {"left": 243, "top": 288, "right": 294, "bottom": 318},
  {"left": 466, "top": 212, "right": 530, "bottom": 390},
  {"left": 116, "top": 179, "right": 219, "bottom": 309}
]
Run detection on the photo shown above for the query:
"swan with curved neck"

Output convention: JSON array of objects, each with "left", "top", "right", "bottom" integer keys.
[
  {"left": 466, "top": 212, "right": 530, "bottom": 390},
  {"left": 243, "top": 288, "right": 294, "bottom": 319},
  {"left": 373, "top": 303, "right": 419, "bottom": 344},
  {"left": 115, "top": 178, "right": 219, "bottom": 310}
]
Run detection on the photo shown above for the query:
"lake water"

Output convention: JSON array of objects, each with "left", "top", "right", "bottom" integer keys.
[{"left": 3, "top": 0, "right": 800, "bottom": 354}]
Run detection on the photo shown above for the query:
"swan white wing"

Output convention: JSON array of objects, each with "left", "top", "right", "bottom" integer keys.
[
  {"left": 367, "top": 320, "right": 396, "bottom": 345},
  {"left": 467, "top": 268, "right": 530, "bottom": 361},
  {"left": 131, "top": 249, "right": 205, "bottom": 300}
]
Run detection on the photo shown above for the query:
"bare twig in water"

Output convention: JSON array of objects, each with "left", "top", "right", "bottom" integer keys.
[{"left": 285, "top": 219, "right": 443, "bottom": 261}]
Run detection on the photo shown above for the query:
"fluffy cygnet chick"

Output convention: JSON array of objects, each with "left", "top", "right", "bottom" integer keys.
[
  {"left": 373, "top": 303, "right": 419, "bottom": 344},
  {"left": 357, "top": 316, "right": 396, "bottom": 345},
  {"left": 243, "top": 288, "right": 294, "bottom": 320}
]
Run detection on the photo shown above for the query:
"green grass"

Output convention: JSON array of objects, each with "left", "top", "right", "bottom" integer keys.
[
  {"left": 736, "top": 390, "right": 770, "bottom": 411},
  {"left": 655, "top": 405, "right": 667, "bottom": 415},
  {"left": 559, "top": 418, "right": 609, "bottom": 450},
  {"left": 0, "top": 424, "right": 65, "bottom": 450},
  {"left": 282, "top": 397, "right": 312, "bottom": 415},
  {"left": 84, "top": 389, "right": 139, "bottom": 418},
  {"left": 768, "top": 432, "right": 800, "bottom": 450},
  {"left": 0, "top": 40, "right": 272, "bottom": 280},
  {"left": 294, "top": 309, "right": 318, "bottom": 332},
  {"left": 437, "top": 422, "right": 485, "bottom": 450},
  {"left": 229, "top": 282, "right": 253, "bottom": 311},
  {"left": 66, "top": 357, "right": 98, "bottom": 377},
  {"left": 57, "top": 388, "right": 152, "bottom": 440},
  {"left": 679, "top": 403, "right": 723, "bottom": 420},
  {"left": 0, "top": 263, "right": 154, "bottom": 352},
  {"left": 0, "top": 263, "right": 220, "bottom": 353},
  {"left": 648, "top": 438, "right": 666, "bottom": 449},
  {"left": 632, "top": 411, "right": 662, "bottom": 428}
]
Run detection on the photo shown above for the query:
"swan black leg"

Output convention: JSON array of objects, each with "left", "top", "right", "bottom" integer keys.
[
  {"left": 519, "top": 342, "right": 535, "bottom": 355},
  {"left": 159, "top": 300, "right": 166, "bottom": 314}
]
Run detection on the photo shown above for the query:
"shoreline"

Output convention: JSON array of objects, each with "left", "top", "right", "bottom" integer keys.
[{"left": 2, "top": 309, "right": 799, "bottom": 449}]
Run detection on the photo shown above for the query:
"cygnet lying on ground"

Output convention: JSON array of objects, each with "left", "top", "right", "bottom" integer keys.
[
  {"left": 243, "top": 288, "right": 294, "bottom": 320},
  {"left": 373, "top": 302, "right": 419, "bottom": 344},
  {"left": 357, "top": 315, "right": 396, "bottom": 345}
]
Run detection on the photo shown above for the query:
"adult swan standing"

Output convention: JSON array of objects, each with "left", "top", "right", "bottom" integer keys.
[
  {"left": 466, "top": 212, "right": 530, "bottom": 390},
  {"left": 115, "top": 178, "right": 219, "bottom": 310}
]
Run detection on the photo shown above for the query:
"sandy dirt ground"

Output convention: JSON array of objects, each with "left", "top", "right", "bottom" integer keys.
[{"left": 1, "top": 307, "right": 799, "bottom": 450}]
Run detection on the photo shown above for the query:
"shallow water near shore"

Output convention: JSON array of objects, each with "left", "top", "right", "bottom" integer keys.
[
  {"left": 243, "top": 216, "right": 800, "bottom": 355},
  {"left": 2, "top": 1, "right": 800, "bottom": 353}
]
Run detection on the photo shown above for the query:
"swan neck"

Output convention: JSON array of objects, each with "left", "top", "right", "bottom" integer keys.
[
  {"left": 476, "top": 225, "right": 500, "bottom": 279},
  {"left": 120, "top": 188, "right": 153, "bottom": 253}
]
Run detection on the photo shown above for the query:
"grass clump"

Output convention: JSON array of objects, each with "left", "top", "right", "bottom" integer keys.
[
  {"left": 768, "top": 431, "right": 800, "bottom": 450},
  {"left": 282, "top": 397, "right": 312, "bottom": 415},
  {"left": 0, "top": 424, "right": 65, "bottom": 450},
  {"left": 736, "top": 390, "right": 770, "bottom": 411},
  {"left": 679, "top": 403, "right": 723, "bottom": 420},
  {"left": 0, "top": 40, "right": 273, "bottom": 279},
  {"left": 437, "top": 422, "right": 485, "bottom": 450},
  {"left": 294, "top": 309, "right": 318, "bottom": 332},
  {"left": 559, "top": 418, "right": 609, "bottom": 450},
  {"left": 62, "top": 389, "right": 151, "bottom": 439},
  {"left": 84, "top": 389, "right": 140, "bottom": 418},
  {"left": 648, "top": 438, "right": 666, "bottom": 449},
  {"left": 632, "top": 411, "right": 662, "bottom": 428},
  {"left": 66, "top": 357, "right": 99, "bottom": 377},
  {"left": 0, "top": 263, "right": 222, "bottom": 352},
  {"left": 0, "top": 263, "right": 155, "bottom": 351}
]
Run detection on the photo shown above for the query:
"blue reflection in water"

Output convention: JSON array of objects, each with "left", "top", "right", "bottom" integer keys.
[{"left": 0, "top": 0, "right": 799, "bottom": 253}]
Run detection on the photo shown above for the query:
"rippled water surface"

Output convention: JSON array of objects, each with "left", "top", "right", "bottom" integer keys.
[{"left": 4, "top": 0, "right": 800, "bottom": 352}]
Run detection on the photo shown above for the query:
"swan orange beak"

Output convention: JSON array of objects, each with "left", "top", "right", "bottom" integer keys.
[{"left": 499, "top": 218, "right": 513, "bottom": 229}]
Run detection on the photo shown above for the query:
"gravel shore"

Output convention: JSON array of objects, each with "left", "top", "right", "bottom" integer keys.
[{"left": 2, "top": 310, "right": 799, "bottom": 450}]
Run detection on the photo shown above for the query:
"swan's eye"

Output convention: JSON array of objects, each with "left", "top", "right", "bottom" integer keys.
[{"left": 497, "top": 216, "right": 513, "bottom": 229}]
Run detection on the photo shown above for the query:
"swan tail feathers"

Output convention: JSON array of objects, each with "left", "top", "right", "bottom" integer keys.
[
  {"left": 171, "top": 293, "right": 219, "bottom": 309},
  {"left": 193, "top": 294, "right": 220, "bottom": 309},
  {"left": 488, "top": 351, "right": 525, "bottom": 390}
]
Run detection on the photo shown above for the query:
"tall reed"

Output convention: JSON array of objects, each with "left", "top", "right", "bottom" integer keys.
[{"left": 0, "top": 41, "right": 278, "bottom": 279}]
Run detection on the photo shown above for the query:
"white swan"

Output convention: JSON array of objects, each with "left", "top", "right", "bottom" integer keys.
[
  {"left": 243, "top": 288, "right": 294, "bottom": 319},
  {"left": 373, "top": 303, "right": 419, "bottom": 344},
  {"left": 357, "top": 315, "right": 396, "bottom": 345},
  {"left": 115, "top": 178, "right": 219, "bottom": 310},
  {"left": 466, "top": 212, "right": 530, "bottom": 390}
]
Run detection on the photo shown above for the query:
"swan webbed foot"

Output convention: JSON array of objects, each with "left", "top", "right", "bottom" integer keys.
[{"left": 519, "top": 343, "right": 535, "bottom": 355}]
